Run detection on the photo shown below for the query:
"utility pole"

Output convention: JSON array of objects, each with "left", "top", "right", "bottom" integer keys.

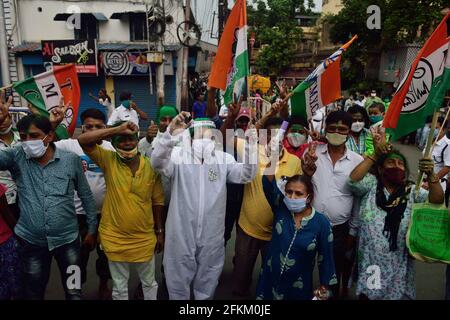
[
  {"left": 0, "top": 2, "right": 11, "bottom": 86},
  {"left": 155, "top": 0, "right": 165, "bottom": 106},
  {"left": 180, "top": 0, "right": 190, "bottom": 111},
  {"left": 218, "top": 0, "right": 228, "bottom": 38}
]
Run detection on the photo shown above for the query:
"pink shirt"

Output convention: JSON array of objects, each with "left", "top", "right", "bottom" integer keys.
[{"left": 0, "top": 183, "right": 13, "bottom": 244}]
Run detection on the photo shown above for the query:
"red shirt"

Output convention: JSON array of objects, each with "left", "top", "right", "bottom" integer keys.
[{"left": 0, "top": 183, "right": 13, "bottom": 244}]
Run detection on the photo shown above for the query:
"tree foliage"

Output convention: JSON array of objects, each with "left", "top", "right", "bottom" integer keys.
[
  {"left": 326, "top": 0, "right": 448, "bottom": 87},
  {"left": 248, "top": 0, "right": 316, "bottom": 76}
]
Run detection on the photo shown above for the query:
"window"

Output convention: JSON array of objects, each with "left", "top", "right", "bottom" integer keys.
[
  {"left": 74, "top": 15, "right": 98, "bottom": 40},
  {"left": 130, "top": 13, "right": 148, "bottom": 41}
]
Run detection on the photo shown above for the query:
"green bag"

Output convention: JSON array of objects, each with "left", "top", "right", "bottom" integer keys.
[{"left": 406, "top": 202, "right": 450, "bottom": 264}]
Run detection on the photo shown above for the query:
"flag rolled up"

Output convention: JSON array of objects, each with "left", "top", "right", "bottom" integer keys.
[
  {"left": 383, "top": 12, "right": 450, "bottom": 141},
  {"left": 290, "top": 35, "right": 357, "bottom": 120},
  {"left": 208, "top": 0, "right": 248, "bottom": 106},
  {"left": 13, "top": 64, "right": 80, "bottom": 137}
]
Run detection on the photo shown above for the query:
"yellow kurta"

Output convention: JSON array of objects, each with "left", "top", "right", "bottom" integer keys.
[
  {"left": 237, "top": 141, "right": 302, "bottom": 241},
  {"left": 86, "top": 145, "right": 164, "bottom": 262}
]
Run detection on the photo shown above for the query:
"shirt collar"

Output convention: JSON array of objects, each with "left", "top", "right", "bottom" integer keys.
[
  {"left": 321, "top": 143, "right": 351, "bottom": 160},
  {"left": 0, "top": 129, "right": 20, "bottom": 145}
]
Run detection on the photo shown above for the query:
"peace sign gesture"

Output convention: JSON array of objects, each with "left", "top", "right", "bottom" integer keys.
[
  {"left": 49, "top": 97, "right": 70, "bottom": 129},
  {"left": 370, "top": 125, "right": 392, "bottom": 156},
  {"left": 302, "top": 142, "right": 318, "bottom": 176},
  {"left": 275, "top": 79, "right": 288, "bottom": 100},
  {"left": 0, "top": 90, "right": 13, "bottom": 126}
]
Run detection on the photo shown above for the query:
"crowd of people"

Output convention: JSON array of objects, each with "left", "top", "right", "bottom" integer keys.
[{"left": 0, "top": 82, "right": 449, "bottom": 301}]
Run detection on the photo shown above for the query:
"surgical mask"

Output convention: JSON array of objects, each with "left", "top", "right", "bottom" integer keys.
[
  {"left": 326, "top": 132, "right": 347, "bottom": 146},
  {"left": 122, "top": 100, "right": 132, "bottom": 109},
  {"left": 116, "top": 146, "right": 138, "bottom": 161},
  {"left": 283, "top": 196, "right": 308, "bottom": 213},
  {"left": 0, "top": 124, "right": 12, "bottom": 135},
  {"left": 383, "top": 167, "right": 406, "bottom": 185},
  {"left": 369, "top": 115, "right": 383, "bottom": 124},
  {"left": 192, "top": 138, "right": 215, "bottom": 159},
  {"left": 351, "top": 121, "right": 365, "bottom": 133},
  {"left": 287, "top": 133, "right": 306, "bottom": 148},
  {"left": 22, "top": 135, "right": 49, "bottom": 158}
]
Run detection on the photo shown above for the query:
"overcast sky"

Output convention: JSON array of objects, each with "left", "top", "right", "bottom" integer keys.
[{"left": 194, "top": 0, "right": 323, "bottom": 45}]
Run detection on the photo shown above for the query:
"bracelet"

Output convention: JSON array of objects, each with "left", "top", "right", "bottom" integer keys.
[
  {"left": 366, "top": 154, "right": 377, "bottom": 163},
  {"left": 155, "top": 228, "right": 165, "bottom": 235}
]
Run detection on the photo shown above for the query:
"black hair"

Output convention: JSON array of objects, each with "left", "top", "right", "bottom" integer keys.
[
  {"left": 325, "top": 110, "right": 352, "bottom": 129},
  {"left": 80, "top": 108, "right": 106, "bottom": 124},
  {"left": 285, "top": 174, "right": 315, "bottom": 204},
  {"left": 264, "top": 117, "right": 283, "bottom": 129},
  {"left": 368, "top": 102, "right": 385, "bottom": 113},
  {"left": 99, "top": 88, "right": 111, "bottom": 101},
  {"left": 16, "top": 114, "right": 52, "bottom": 135},
  {"left": 287, "top": 115, "right": 308, "bottom": 130},
  {"left": 119, "top": 91, "right": 132, "bottom": 102},
  {"left": 347, "top": 105, "right": 370, "bottom": 129}
]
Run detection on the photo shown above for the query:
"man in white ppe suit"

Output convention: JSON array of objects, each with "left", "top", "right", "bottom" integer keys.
[{"left": 151, "top": 112, "right": 258, "bottom": 300}]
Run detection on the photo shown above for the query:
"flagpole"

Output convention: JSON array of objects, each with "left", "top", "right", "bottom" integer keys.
[
  {"left": 415, "top": 108, "right": 445, "bottom": 195},
  {"left": 0, "top": 84, "right": 13, "bottom": 91}
]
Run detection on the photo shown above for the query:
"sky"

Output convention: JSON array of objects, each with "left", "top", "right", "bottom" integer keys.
[{"left": 195, "top": 0, "right": 323, "bottom": 45}]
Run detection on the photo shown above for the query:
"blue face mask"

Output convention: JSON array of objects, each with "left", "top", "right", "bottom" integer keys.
[
  {"left": 369, "top": 115, "right": 383, "bottom": 124},
  {"left": 283, "top": 197, "right": 308, "bottom": 213}
]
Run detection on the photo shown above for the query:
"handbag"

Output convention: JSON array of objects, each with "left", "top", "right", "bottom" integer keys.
[{"left": 406, "top": 202, "right": 450, "bottom": 264}]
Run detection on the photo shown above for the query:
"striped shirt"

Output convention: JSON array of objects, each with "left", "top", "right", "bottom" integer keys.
[{"left": 346, "top": 129, "right": 369, "bottom": 155}]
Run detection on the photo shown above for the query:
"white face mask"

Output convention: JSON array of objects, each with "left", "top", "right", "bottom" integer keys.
[
  {"left": 192, "top": 138, "right": 215, "bottom": 159},
  {"left": 0, "top": 124, "right": 12, "bottom": 135},
  {"left": 351, "top": 121, "right": 365, "bottom": 133},
  {"left": 326, "top": 132, "right": 348, "bottom": 146},
  {"left": 22, "top": 135, "right": 49, "bottom": 158},
  {"left": 287, "top": 133, "right": 307, "bottom": 147}
]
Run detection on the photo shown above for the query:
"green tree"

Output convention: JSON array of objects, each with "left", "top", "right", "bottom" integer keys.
[
  {"left": 248, "top": 0, "right": 315, "bottom": 76},
  {"left": 325, "top": 0, "right": 447, "bottom": 88}
]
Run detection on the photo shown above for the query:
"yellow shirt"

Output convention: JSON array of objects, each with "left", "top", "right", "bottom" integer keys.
[
  {"left": 238, "top": 142, "right": 302, "bottom": 241},
  {"left": 86, "top": 145, "right": 165, "bottom": 263}
]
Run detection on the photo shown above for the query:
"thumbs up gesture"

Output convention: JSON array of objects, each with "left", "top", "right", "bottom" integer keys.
[{"left": 146, "top": 120, "right": 159, "bottom": 142}]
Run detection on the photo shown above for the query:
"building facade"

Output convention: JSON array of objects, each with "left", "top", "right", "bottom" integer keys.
[{"left": 1, "top": 0, "right": 216, "bottom": 127}]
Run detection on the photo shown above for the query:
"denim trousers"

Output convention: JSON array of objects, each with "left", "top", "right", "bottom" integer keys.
[{"left": 18, "top": 237, "right": 82, "bottom": 300}]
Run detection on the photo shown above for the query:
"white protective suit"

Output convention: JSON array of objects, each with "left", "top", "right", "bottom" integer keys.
[{"left": 151, "top": 130, "right": 257, "bottom": 300}]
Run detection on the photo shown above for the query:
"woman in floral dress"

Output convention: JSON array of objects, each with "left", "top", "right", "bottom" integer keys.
[
  {"left": 348, "top": 142, "right": 444, "bottom": 300},
  {"left": 256, "top": 174, "right": 337, "bottom": 300}
]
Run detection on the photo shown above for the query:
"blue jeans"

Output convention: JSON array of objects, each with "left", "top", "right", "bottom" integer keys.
[{"left": 18, "top": 237, "right": 82, "bottom": 300}]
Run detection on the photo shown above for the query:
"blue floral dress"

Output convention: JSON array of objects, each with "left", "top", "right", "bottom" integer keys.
[
  {"left": 347, "top": 174, "right": 428, "bottom": 300},
  {"left": 256, "top": 177, "right": 337, "bottom": 300}
]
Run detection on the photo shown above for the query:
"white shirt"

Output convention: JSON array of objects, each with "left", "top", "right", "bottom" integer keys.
[
  {"left": 219, "top": 106, "right": 228, "bottom": 118},
  {"left": 55, "top": 139, "right": 115, "bottom": 215},
  {"left": 107, "top": 105, "right": 139, "bottom": 128},
  {"left": 99, "top": 98, "right": 114, "bottom": 118},
  {"left": 430, "top": 135, "right": 450, "bottom": 189},
  {"left": 305, "top": 143, "right": 364, "bottom": 234}
]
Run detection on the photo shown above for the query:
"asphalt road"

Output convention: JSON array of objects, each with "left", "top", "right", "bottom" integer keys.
[{"left": 43, "top": 142, "right": 448, "bottom": 300}]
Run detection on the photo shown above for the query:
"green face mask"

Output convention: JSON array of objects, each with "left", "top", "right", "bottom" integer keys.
[{"left": 122, "top": 100, "right": 132, "bottom": 109}]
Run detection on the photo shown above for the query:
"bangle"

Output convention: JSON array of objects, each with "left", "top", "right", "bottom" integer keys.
[{"left": 155, "top": 228, "right": 165, "bottom": 235}]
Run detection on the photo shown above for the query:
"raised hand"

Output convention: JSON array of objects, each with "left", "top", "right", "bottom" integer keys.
[
  {"left": 147, "top": 120, "right": 159, "bottom": 141},
  {"left": 0, "top": 90, "right": 13, "bottom": 125},
  {"left": 275, "top": 79, "right": 288, "bottom": 99},
  {"left": 49, "top": 97, "right": 69, "bottom": 128},
  {"left": 303, "top": 142, "right": 318, "bottom": 176},
  {"left": 118, "top": 121, "right": 139, "bottom": 135},
  {"left": 418, "top": 157, "right": 434, "bottom": 176},
  {"left": 371, "top": 126, "right": 391, "bottom": 156},
  {"left": 169, "top": 111, "right": 192, "bottom": 135}
]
